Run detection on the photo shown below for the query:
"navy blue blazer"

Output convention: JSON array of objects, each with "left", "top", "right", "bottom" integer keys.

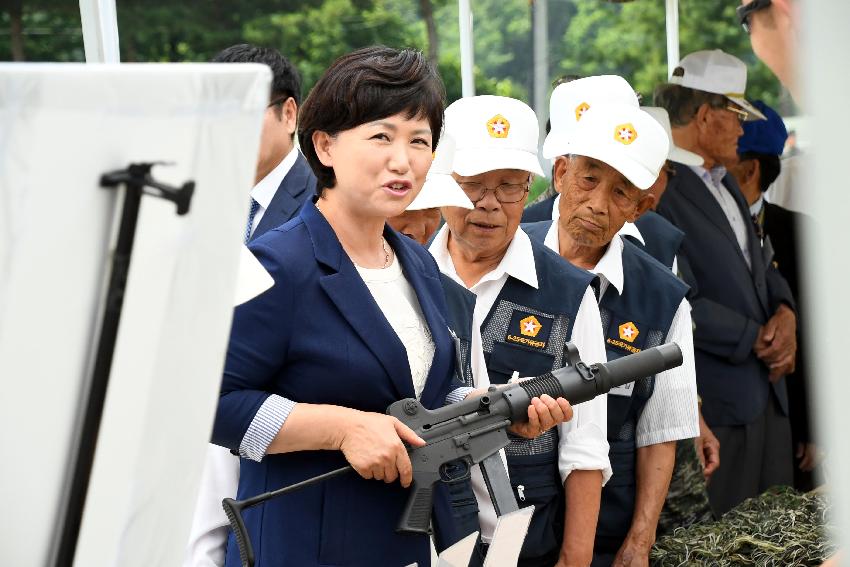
[
  {"left": 657, "top": 163, "right": 795, "bottom": 427},
  {"left": 250, "top": 151, "right": 316, "bottom": 240},
  {"left": 213, "top": 201, "right": 460, "bottom": 567}
]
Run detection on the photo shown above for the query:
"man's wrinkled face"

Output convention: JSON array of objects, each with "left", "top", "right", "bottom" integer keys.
[
  {"left": 699, "top": 104, "right": 745, "bottom": 167},
  {"left": 388, "top": 208, "right": 442, "bottom": 245},
  {"left": 441, "top": 169, "right": 530, "bottom": 259},
  {"left": 555, "top": 155, "right": 653, "bottom": 249}
]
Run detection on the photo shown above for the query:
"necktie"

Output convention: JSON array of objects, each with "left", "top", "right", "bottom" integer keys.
[
  {"left": 245, "top": 198, "right": 259, "bottom": 243},
  {"left": 751, "top": 207, "right": 765, "bottom": 243}
]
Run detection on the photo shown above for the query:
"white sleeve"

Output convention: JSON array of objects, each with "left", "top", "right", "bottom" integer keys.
[
  {"left": 557, "top": 287, "right": 612, "bottom": 485},
  {"left": 182, "top": 444, "right": 240, "bottom": 567},
  {"left": 635, "top": 298, "right": 700, "bottom": 447}
]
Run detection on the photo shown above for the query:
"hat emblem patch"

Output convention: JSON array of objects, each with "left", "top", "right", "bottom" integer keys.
[
  {"left": 575, "top": 102, "right": 591, "bottom": 121},
  {"left": 618, "top": 321, "right": 639, "bottom": 342},
  {"left": 519, "top": 315, "right": 543, "bottom": 337},
  {"left": 487, "top": 114, "right": 510, "bottom": 138},
  {"left": 614, "top": 123, "right": 637, "bottom": 145}
]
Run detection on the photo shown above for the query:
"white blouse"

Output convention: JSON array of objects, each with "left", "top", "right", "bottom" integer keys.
[{"left": 355, "top": 252, "right": 435, "bottom": 398}]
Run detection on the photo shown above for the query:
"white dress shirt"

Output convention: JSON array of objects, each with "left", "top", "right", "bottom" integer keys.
[
  {"left": 429, "top": 225, "right": 611, "bottom": 541},
  {"left": 248, "top": 147, "right": 300, "bottom": 237},
  {"left": 543, "top": 223, "right": 699, "bottom": 447},
  {"left": 690, "top": 165, "right": 751, "bottom": 270}
]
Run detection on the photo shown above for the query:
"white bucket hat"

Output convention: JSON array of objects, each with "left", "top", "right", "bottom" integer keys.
[
  {"left": 543, "top": 75, "right": 639, "bottom": 159},
  {"left": 566, "top": 103, "right": 670, "bottom": 190},
  {"left": 407, "top": 133, "right": 474, "bottom": 210},
  {"left": 670, "top": 49, "right": 766, "bottom": 121},
  {"left": 444, "top": 95, "right": 545, "bottom": 177},
  {"left": 641, "top": 106, "right": 704, "bottom": 167}
]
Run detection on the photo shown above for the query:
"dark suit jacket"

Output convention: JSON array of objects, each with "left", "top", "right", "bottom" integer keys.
[
  {"left": 249, "top": 151, "right": 316, "bottom": 240},
  {"left": 657, "top": 163, "right": 795, "bottom": 427},
  {"left": 213, "top": 201, "right": 460, "bottom": 567},
  {"left": 522, "top": 194, "right": 557, "bottom": 223},
  {"left": 763, "top": 202, "right": 812, "bottom": 443}
]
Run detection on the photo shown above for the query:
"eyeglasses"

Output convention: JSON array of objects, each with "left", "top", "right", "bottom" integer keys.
[
  {"left": 725, "top": 105, "right": 749, "bottom": 123},
  {"left": 736, "top": 0, "right": 772, "bottom": 34},
  {"left": 458, "top": 181, "right": 529, "bottom": 204}
]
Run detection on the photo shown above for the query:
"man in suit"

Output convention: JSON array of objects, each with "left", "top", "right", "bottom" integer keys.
[
  {"left": 184, "top": 44, "right": 315, "bottom": 567},
  {"left": 727, "top": 99, "right": 819, "bottom": 491},
  {"left": 214, "top": 44, "right": 316, "bottom": 240},
  {"left": 655, "top": 49, "right": 798, "bottom": 515}
]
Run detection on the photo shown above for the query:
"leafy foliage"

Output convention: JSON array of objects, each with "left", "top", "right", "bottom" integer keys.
[{"left": 2, "top": 0, "right": 792, "bottom": 113}]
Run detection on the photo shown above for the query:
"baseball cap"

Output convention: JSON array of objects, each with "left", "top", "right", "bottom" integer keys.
[
  {"left": 738, "top": 100, "right": 788, "bottom": 156},
  {"left": 670, "top": 49, "right": 767, "bottom": 121},
  {"left": 445, "top": 95, "right": 545, "bottom": 177},
  {"left": 408, "top": 133, "right": 474, "bottom": 210},
  {"left": 566, "top": 103, "right": 670, "bottom": 190},
  {"left": 543, "top": 75, "right": 639, "bottom": 159},
  {"left": 641, "top": 106, "right": 704, "bottom": 166}
]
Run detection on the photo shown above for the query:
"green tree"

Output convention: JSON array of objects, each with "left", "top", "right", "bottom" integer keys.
[{"left": 557, "top": 0, "right": 788, "bottom": 112}]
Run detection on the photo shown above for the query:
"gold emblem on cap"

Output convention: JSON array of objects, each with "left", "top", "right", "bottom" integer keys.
[
  {"left": 614, "top": 123, "right": 638, "bottom": 145},
  {"left": 575, "top": 102, "right": 591, "bottom": 121},
  {"left": 486, "top": 114, "right": 510, "bottom": 139},
  {"left": 519, "top": 315, "right": 543, "bottom": 337},
  {"left": 618, "top": 322, "right": 639, "bottom": 343}
]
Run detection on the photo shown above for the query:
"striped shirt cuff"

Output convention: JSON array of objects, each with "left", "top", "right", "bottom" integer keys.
[
  {"left": 446, "top": 387, "right": 475, "bottom": 405},
  {"left": 239, "top": 395, "right": 297, "bottom": 462}
]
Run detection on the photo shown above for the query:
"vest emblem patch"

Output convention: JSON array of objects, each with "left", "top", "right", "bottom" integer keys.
[
  {"left": 519, "top": 315, "right": 543, "bottom": 337},
  {"left": 486, "top": 114, "right": 510, "bottom": 138},
  {"left": 618, "top": 321, "right": 639, "bottom": 343},
  {"left": 506, "top": 310, "right": 552, "bottom": 350},
  {"left": 606, "top": 316, "right": 647, "bottom": 355}
]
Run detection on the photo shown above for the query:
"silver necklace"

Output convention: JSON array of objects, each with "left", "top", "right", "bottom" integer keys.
[{"left": 317, "top": 200, "right": 391, "bottom": 268}]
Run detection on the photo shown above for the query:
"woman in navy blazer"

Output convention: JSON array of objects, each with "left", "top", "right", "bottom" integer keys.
[{"left": 212, "top": 47, "right": 463, "bottom": 567}]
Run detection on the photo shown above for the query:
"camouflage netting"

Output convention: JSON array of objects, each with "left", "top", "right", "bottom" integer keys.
[{"left": 651, "top": 486, "right": 836, "bottom": 566}]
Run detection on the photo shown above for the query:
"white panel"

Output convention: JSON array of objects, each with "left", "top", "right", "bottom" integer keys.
[
  {"left": 0, "top": 63, "right": 270, "bottom": 567},
  {"left": 801, "top": 0, "right": 850, "bottom": 554}
]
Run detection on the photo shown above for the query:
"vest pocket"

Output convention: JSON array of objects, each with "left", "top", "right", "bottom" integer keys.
[
  {"left": 488, "top": 341, "right": 555, "bottom": 385},
  {"left": 506, "top": 453, "right": 564, "bottom": 559}
]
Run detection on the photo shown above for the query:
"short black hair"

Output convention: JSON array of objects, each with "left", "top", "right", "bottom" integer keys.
[
  {"left": 298, "top": 45, "right": 445, "bottom": 193},
  {"left": 740, "top": 152, "right": 782, "bottom": 193},
  {"left": 212, "top": 44, "right": 302, "bottom": 108},
  {"left": 654, "top": 82, "right": 727, "bottom": 127}
]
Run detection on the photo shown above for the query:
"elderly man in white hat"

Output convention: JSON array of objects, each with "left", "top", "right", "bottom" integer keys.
[
  {"left": 654, "top": 49, "right": 797, "bottom": 516},
  {"left": 430, "top": 95, "right": 610, "bottom": 567},
  {"left": 524, "top": 98, "right": 699, "bottom": 566},
  {"left": 523, "top": 75, "right": 639, "bottom": 224}
]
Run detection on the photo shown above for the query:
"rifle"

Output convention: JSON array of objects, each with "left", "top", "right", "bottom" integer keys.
[{"left": 223, "top": 342, "right": 683, "bottom": 567}]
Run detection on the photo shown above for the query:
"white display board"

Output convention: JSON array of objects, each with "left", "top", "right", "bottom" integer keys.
[{"left": 0, "top": 63, "right": 270, "bottom": 567}]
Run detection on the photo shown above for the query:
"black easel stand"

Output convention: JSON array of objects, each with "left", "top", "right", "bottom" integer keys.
[{"left": 53, "top": 163, "right": 194, "bottom": 566}]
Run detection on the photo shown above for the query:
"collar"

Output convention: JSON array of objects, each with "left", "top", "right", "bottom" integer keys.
[
  {"left": 617, "top": 221, "right": 645, "bottom": 244},
  {"left": 429, "top": 224, "right": 539, "bottom": 290},
  {"left": 551, "top": 193, "right": 562, "bottom": 221},
  {"left": 749, "top": 194, "right": 765, "bottom": 217},
  {"left": 251, "top": 147, "right": 299, "bottom": 208},
  {"left": 689, "top": 164, "right": 727, "bottom": 189},
  {"left": 592, "top": 234, "right": 625, "bottom": 297}
]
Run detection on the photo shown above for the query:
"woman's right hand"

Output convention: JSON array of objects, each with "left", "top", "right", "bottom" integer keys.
[{"left": 337, "top": 410, "right": 426, "bottom": 488}]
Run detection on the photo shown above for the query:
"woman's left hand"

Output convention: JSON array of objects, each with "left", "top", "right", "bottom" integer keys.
[{"left": 508, "top": 395, "right": 573, "bottom": 439}]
